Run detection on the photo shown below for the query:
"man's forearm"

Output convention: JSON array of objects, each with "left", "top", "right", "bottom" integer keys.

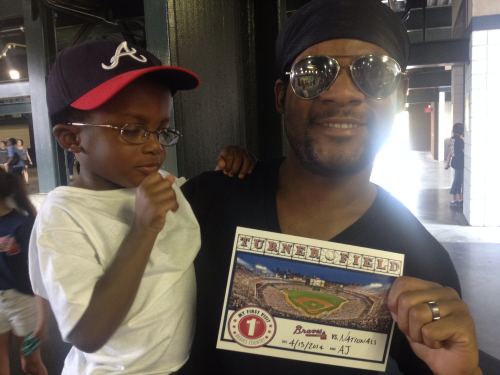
[{"left": 67, "top": 226, "right": 158, "bottom": 352}]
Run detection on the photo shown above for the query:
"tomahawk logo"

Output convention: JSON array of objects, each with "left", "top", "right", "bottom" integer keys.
[{"left": 102, "top": 41, "right": 147, "bottom": 70}]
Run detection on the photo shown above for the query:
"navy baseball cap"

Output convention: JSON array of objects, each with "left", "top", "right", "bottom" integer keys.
[{"left": 47, "top": 39, "right": 200, "bottom": 121}]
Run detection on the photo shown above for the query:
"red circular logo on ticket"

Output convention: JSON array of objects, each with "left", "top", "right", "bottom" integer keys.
[{"left": 229, "top": 307, "right": 276, "bottom": 348}]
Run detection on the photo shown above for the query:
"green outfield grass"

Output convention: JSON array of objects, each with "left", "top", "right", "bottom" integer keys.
[{"left": 282, "top": 289, "right": 347, "bottom": 316}]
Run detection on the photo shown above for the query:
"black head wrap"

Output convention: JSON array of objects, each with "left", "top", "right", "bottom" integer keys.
[{"left": 276, "top": 0, "right": 410, "bottom": 79}]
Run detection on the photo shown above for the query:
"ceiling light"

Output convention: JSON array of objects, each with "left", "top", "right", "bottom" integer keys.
[{"left": 9, "top": 70, "right": 20, "bottom": 79}]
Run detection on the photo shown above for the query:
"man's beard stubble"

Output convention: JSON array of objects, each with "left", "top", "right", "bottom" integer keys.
[{"left": 284, "top": 106, "right": 383, "bottom": 178}]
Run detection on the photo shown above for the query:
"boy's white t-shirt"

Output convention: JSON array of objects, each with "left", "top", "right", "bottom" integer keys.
[{"left": 29, "top": 175, "right": 201, "bottom": 375}]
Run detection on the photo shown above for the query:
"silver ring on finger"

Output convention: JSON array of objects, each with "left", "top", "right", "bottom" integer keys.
[{"left": 425, "top": 300, "right": 440, "bottom": 321}]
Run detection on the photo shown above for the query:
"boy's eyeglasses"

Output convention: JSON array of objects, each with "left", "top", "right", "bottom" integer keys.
[
  {"left": 286, "top": 55, "right": 404, "bottom": 100},
  {"left": 67, "top": 123, "right": 181, "bottom": 147}
]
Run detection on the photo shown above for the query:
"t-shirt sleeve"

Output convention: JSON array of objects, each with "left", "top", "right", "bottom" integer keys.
[
  {"left": 7, "top": 147, "right": 13, "bottom": 158},
  {"left": 30, "top": 223, "right": 105, "bottom": 341}
]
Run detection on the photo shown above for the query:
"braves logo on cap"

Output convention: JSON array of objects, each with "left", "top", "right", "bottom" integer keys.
[{"left": 102, "top": 41, "right": 147, "bottom": 70}]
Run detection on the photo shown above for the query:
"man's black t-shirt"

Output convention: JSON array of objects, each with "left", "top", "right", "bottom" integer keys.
[
  {"left": 180, "top": 158, "right": 460, "bottom": 375},
  {"left": 0, "top": 210, "right": 35, "bottom": 295}
]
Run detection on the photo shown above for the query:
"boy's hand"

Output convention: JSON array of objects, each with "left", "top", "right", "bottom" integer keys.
[
  {"left": 387, "top": 277, "right": 480, "bottom": 375},
  {"left": 134, "top": 173, "right": 178, "bottom": 234},
  {"left": 217, "top": 145, "right": 256, "bottom": 178}
]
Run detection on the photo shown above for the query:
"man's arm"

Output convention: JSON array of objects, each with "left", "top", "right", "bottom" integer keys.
[
  {"left": 388, "top": 277, "right": 481, "bottom": 375},
  {"left": 67, "top": 173, "right": 178, "bottom": 352}
]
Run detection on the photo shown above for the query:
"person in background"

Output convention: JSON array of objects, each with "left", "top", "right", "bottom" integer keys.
[
  {"left": 445, "top": 123, "right": 465, "bottom": 207},
  {"left": 6, "top": 138, "right": 24, "bottom": 177},
  {"left": 16, "top": 140, "right": 33, "bottom": 185},
  {"left": 0, "top": 141, "right": 8, "bottom": 172},
  {"left": 0, "top": 168, "right": 49, "bottom": 375}
]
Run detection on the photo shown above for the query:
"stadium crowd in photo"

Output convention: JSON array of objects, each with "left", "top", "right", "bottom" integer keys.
[{"left": 229, "top": 255, "right": 393, "bottom": 333}]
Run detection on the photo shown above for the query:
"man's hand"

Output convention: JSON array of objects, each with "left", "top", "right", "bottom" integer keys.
[
  {"left": 216, "top": 145, "right": 256, "bottom": 178},
  {"left": 387, "top": 277, "right": 481, "bottom": 375},
  {"left": 134, "top": 173, "right": 179, "bottom": 234}
]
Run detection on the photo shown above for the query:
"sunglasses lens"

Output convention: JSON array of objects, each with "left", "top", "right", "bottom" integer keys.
[
  {"left": 351, "top": 56, "right": 401, "bottom": 99},
  {"left": 290, "top": 56, "right": 338, "bottom": 99}
]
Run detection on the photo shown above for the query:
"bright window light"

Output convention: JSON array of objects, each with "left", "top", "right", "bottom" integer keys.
[{"left": 9, "top": 70, "right": 20, "bottom": 79}]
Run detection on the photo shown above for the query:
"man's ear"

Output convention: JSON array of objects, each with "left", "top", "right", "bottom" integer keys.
[
  {"left": 396, "top": 75, "right": 409, "bottom": 113},
  {"left": 53, "top": 124, "right": 82, "bottom": 153},
  {"left": 274, "top": 79, "right": 287, "bottom": 115}
]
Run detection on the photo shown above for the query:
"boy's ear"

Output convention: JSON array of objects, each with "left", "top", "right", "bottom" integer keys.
[{"left": 53, "top": 124, "right": 82, "bottom": 153}]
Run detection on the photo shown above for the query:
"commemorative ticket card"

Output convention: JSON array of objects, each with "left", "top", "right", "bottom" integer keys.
[{"left": 216, "top": 227, "right": 405, "bottom": 372}]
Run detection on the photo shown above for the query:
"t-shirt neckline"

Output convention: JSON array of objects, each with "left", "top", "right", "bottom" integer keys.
[{"left": 264, "top": 157, "right": 381, "bottom": 243}]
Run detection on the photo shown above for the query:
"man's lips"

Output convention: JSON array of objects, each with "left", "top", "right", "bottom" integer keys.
[{"left": 312, "top": 118, "right": 366, "bottom": 136}]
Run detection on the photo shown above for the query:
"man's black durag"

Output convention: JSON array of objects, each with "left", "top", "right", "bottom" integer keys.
[{"left": 276, "top": 0, "right": 410, "bottom": 79}]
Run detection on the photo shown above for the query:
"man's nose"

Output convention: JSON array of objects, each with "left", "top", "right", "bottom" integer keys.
[{"left": 319, "top": 69, "right": 365, "bottom": 105}]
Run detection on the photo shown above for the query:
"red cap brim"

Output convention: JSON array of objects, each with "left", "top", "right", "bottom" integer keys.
[{"left": 71, "top": 66, "right": 199, "bottom": 110}]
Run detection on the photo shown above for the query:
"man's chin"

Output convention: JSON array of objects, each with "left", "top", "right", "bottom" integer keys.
[
  {"left": 298, "top": 146, "right": 376, "bottom": 178},
  {"left": 302, "top": 157, "right": 372, "bottom": 177}
]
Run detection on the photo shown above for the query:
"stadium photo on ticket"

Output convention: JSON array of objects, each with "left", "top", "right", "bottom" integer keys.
[{"left": 216, "top": 227, "right": 405, "bottom": 372}]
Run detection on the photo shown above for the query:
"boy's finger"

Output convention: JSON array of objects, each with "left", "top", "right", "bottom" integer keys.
[
  {"left": 222, "top": 151, "right": 234, "bottom": 175},
  {"left": 248, "top": 152, "right": 256, "bottom": 174},
  {"left": 229, "top": 149, "right": 243, "bottom": 177},
  {"left": 164, "top": 174, "right": 176, "bottom": 184},
  {"left": 216, "top": 155, "right": 226, "bottom": 171},
  {"left": 238, "top": 151, "right": 251, "bottom": 178}
]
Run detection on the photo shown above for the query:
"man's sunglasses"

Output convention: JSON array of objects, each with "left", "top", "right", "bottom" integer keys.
[{"left": 286, "top": 55, "right": 404, "bottom": 100}]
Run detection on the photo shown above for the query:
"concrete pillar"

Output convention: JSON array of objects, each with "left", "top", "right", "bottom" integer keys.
[
  {"left": 162, "top": 0, "right": 260, "bottom": 178},
  {"left": 144, "top": 0, "right": 179, "bottom": 177},
  {"left": 22, "top": 0, "right": 66, "bottom": 192},
  {"left": 451, "top": 66, "right": 464, "bottom": 124},
  {"left": 438, "top": 91, "right": 452, "bottom": 161},
  {"left": 463, "top": 28, "right": 500, "bottom": 226}
]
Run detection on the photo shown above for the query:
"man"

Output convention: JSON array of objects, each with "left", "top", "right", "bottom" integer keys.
[{"left": 180, "top": 0, "right": 481, "bottom": 374}]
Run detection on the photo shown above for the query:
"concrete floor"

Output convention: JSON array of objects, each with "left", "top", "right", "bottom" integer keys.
[{"left": 8, "top": 152, "right": 500, "bottom": 374}]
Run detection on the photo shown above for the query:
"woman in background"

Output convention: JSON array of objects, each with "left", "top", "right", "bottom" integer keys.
[
  {"left": 16, "top": 140, "right": 32, "bottom": 185},
  {"left": 445, "top": 123, "right": 465, "bottom": 207},
  {"left": 0, "top": 169, "right": 49, "bottom": 375},
  {"left": 0, "top": 141, "right": 7, "bottom": 172}
]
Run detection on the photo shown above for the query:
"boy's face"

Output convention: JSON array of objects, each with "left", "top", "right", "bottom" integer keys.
[
  {"left": 75, "top": 77, "right": 172, "bottom": 190},
  {"left": 0, "top": 142, "right": 5, "bottom": 149}
]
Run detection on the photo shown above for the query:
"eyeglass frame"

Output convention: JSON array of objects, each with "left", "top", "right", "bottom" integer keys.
[
  {"left": 66, "top": 122, "right": 182, "bottom": 147},
  {"left": 286, "top": 54, "right": 407, "bottom": 100}
]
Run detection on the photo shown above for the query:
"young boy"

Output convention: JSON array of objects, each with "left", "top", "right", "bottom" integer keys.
[{"left": 28, "top": 40, "right": 252, "bottom": 374}]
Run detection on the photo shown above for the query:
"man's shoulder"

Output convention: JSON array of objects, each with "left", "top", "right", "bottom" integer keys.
[
  {"left": 182, "top": 158, "right": 283, "bottom": 198},
  {"left": 363, "top": 186, "right": 441, "bottom": 249}
]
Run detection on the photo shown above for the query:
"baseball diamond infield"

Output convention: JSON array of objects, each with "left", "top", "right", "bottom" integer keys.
[{"left": 283, "top": 289, "right": 347, "bottom": 317}]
